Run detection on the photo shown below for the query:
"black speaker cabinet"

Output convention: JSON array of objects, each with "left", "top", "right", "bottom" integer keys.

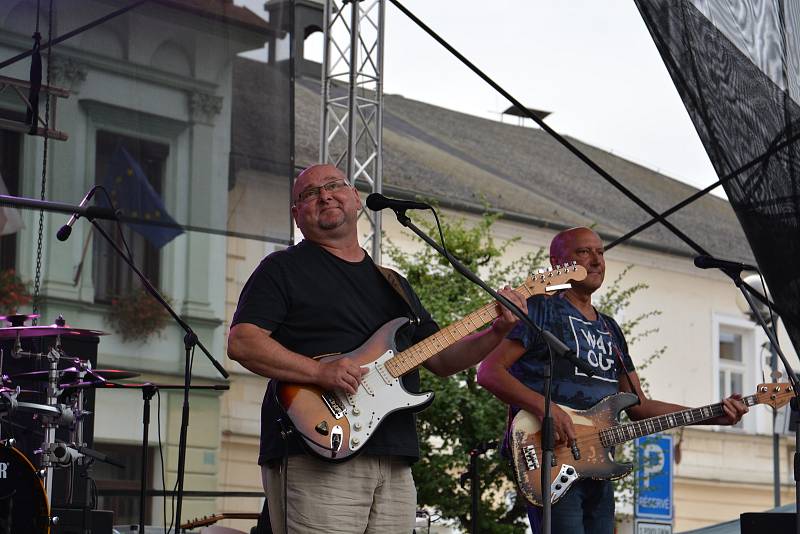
[
  {"left": 51, "top": 507, "right": 113, "bottom": 534},
  {"left": 740, "top": 512, "right": 795, "bottom": 532}
]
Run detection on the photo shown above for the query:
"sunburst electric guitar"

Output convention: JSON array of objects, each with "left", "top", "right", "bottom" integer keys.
[
  {"left": 510, "top": 382, "right": 794, "bottom": 506},
  {"left": 276, "top": 264, "right": 587, "bottom": 461}
]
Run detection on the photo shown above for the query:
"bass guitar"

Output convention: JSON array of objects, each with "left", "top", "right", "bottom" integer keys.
[
  {"left": 277, "top": 264, "right": 587, "bottom": 461},
  {"left": 509, "top": 382, "right": 794, "bottom": 505}
]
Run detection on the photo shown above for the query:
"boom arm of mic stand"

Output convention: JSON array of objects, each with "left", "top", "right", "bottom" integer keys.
[{"left": 391, "top": 209, "right": 594, "bottom": 376}]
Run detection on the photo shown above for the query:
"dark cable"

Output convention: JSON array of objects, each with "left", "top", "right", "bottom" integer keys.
[
  {"left": 388, "top": 0, "right": 709, "bottom": 257},
  {"left": 0, "top": 1, "right": 149, "bottom": 71},
  {"left": 606, "top": 127, "right": 800, "bottom": 250},
  {"left": 30, "top": 0, "right": 53, "bottom": 326},
  {"left": 157, "top": 389, "right": 168, "bottom": 533}
]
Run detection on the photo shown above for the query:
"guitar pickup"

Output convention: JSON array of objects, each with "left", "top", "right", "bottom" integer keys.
[
  {"left": 545, "top": 283, "right": 572, "bottom": 292},
  {"left": 321, "top": 392, "right": 345, "bottom": 419},
  {"left": 522, "top": 445, "right": 540, "bottom": 470}
]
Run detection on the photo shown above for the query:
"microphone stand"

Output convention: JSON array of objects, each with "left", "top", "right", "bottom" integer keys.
[
  {"left": 88, "top": 221, "right": 228, "bottom": 532},
  {"left": 705, "top": 258, "right": 800, "bottom": 532},
  {"left": 2, "top": 191, "right": 231, "bottom": 529},
  {"left": 385, "top": 206, "right": 594, "bottom": 534},
  {"left": 460, "top": 440, "right": 497, "bottom": 533},
  {"left": 91, "top": 381, "right": 229, "bottom": 533}
]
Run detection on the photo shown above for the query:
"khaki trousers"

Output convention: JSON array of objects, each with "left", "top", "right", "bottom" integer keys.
[{"left": 262, "top": 454, "right": 417, "bottom": 534}]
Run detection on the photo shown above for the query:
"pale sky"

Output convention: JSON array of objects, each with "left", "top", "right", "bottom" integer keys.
[{"left": 237, "top": 0, "right": 723, "bottom": 196}]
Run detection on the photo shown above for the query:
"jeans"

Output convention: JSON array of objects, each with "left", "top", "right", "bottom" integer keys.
[{"left": 527, "top": 479, "right": 615, "bottom": 534}]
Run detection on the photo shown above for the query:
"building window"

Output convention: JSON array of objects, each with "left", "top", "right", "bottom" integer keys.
[
  {"left": 715, "top": 318, "right": 757, "bottom": 431},
  {"left": 93, "top": 442, "right": 157, "bottom": 525},
  {"left": 0, "top": 122, "right": 22, "bottom": 271},
  {"left": 93, "top": 130, "right": 169, "bottom": 302}
]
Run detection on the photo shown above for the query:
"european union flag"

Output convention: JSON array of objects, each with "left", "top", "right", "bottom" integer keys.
[{"left": 101, "top": 145, "right": 183, "bottom": 248}]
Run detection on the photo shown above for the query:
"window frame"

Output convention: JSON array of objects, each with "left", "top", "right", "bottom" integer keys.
[
  {"left": 711, "top": 313, "right": 760, "bottom": 433},
  {"left": 92, "top": 129, "right": 170, "bottom": 303}
]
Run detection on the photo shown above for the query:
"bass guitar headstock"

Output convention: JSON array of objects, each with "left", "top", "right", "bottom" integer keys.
[{"left": 755, "top": 383, "right": 794, "bottom": 409}]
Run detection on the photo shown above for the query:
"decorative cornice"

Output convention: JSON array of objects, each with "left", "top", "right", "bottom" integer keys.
[{"left": 188, "top": 90, "right": 223, "bottom": 125}]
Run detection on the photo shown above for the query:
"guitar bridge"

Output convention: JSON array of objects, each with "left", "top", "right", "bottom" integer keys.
[
  {"left": 321, "top": 392, "right": 345, "bottom": 419},
  {"left": 522, "top": 445, "right": 540, "bottom": 470}
]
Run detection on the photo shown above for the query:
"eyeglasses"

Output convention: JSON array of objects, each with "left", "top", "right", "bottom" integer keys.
[{"left": 294, "top": 179, "right": 351, "bottom": 204}]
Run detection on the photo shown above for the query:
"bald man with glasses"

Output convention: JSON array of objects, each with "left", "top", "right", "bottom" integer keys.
[{"left": 228, "top": 164, "right": 525, "bottom": 533}]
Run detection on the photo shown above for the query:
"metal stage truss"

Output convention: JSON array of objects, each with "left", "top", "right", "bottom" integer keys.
[{"left": 320, "top": 0, "right": 385, "bottom": 262}]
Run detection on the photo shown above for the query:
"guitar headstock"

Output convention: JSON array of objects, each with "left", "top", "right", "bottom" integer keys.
[
  {"left": 518, "top": 262, "right": 587, "bottom": 297},
  {"left": 755, "top": 383, "right": 794, "bottom": 409},
  {"left": 181, "top": 514, "right": 222, "bottom": 530}
]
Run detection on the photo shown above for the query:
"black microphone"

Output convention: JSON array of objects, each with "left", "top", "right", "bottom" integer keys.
[
  {"left": 693, "top": 255, "right": 758, "bottom": 273},
  {"left": 366, "top": 193, "right": 430, "bottom": 212},
  {"left": 57, "top": 187, "right": 97, "bottom": 241}
]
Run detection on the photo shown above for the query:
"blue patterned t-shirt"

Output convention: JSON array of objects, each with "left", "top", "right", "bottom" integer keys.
[{"left": 507, "top": 293, "right": 635, "bottom": 411}]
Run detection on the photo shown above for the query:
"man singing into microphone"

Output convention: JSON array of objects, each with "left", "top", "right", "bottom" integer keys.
[
  {"left": 477, "top": 226, "right": 749, "bottom": 534},
  {"left": 227, "top": 163, "right": 526, "bottom": 533}
]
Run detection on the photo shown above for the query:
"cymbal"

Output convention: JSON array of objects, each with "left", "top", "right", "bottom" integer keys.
[
  {"left": 11, "top": 368, "right": 139, "bottom": 382},
  {"left": 0, "top": 313, "right": 39, "bottom": 327},
  {"left": 0, "top": 324, "right": 107, "bottom": 339}
]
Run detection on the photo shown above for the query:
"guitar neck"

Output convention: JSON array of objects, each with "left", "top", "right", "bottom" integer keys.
[
  {"left": 384, "top": 297, "right": 503, "bottom": 378},
  {"left": 601, "top": 393, "right": 760, "bottom": 447},
  {"left": 382, "top": 264, "right": 586, "bottom": 378}
]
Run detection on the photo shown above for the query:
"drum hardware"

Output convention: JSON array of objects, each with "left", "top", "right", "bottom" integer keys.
[{"left": 11, "top": 367, "right": 140, "bottom": 383}]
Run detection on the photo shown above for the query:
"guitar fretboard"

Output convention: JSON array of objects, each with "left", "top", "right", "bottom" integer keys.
[
  {"left": 384, "top": 296, "right": 507, "bottom": 377},
  {"left": 599, "top": 394, "right": 759, "bottom": 447},
  {"left": 383, "top": 265, "right": 583, "bottom": 378}
]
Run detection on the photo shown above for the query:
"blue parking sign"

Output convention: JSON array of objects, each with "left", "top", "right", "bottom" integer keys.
[{"left": 635, "top": 434, "right": 673, "bottom": 521}]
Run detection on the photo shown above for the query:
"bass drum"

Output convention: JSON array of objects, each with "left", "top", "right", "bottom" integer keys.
[{"left": 0, "top": 443, "right": 50, "bottom": 533}]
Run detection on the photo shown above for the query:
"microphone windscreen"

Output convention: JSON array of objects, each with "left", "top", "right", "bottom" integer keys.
[
  {"left": 56, "top": 225, "right": 72, "bottom": 242},
  {"left": 365, "top": 193, "right": 386, "bottom": 211}
]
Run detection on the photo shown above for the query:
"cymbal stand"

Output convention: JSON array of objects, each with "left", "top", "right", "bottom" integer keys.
[{"left": 40, "top": 338, "right": 64, "bottom": 505}]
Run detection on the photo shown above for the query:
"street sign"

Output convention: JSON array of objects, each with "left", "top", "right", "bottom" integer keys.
[
  {"left": 636, "top": 520, "right": 672, "bottom": 534},
  {"left": 635, "top": 434, "right": 674, "bottom": 521}
]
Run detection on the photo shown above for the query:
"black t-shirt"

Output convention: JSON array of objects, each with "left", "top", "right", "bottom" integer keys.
[{"left": 231, "top": 239, "right": 439, "bottom": 464}]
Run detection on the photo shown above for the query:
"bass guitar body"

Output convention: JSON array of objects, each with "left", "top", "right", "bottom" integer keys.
[
  {"left": 276, "top": 317, "right": 434, "bottom": 461},
  {"left": 510, "top": 392, "right": 639, "bottom": 506}
]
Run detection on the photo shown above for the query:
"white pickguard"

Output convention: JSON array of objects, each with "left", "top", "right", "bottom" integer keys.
[{"left": 336, "top": 349, "right": 433, "bottom": 452}]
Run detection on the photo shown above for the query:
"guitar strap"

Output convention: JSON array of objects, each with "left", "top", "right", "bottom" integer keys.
[
  {"left": 597, "top": 313, "right": 641, "bottom": 406},
  {"left": 375, "top": 264, "right": 421, "bottom": 324}
]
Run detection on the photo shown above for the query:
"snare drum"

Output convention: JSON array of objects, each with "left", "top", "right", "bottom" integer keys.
[{"left": 0, "top": 443, "right": 50, "bottom": 533}]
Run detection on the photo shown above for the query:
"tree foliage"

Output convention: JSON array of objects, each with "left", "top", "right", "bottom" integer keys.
[
  {"left": 386, "top": 212, "right": 664, "bottom": 532},
  {"left": 386, "top": 211, "right": 545, "bottom": 533}
]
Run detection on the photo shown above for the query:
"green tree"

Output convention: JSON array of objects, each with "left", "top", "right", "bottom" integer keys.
[
  {"left": 386, "top": 210, "right": 545, "bottom": 533},
  {"left": 386, "top": 212, "right": 664, "bottom": 533}
]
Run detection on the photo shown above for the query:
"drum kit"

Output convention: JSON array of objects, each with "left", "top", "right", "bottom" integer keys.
[{"left": 0, "top": 312, "right": 138, "bottom": 533}]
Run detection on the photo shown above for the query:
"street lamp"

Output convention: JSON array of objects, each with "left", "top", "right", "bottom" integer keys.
[{"left": 735, "top": 274, "right": 783, "bottom": 507}]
